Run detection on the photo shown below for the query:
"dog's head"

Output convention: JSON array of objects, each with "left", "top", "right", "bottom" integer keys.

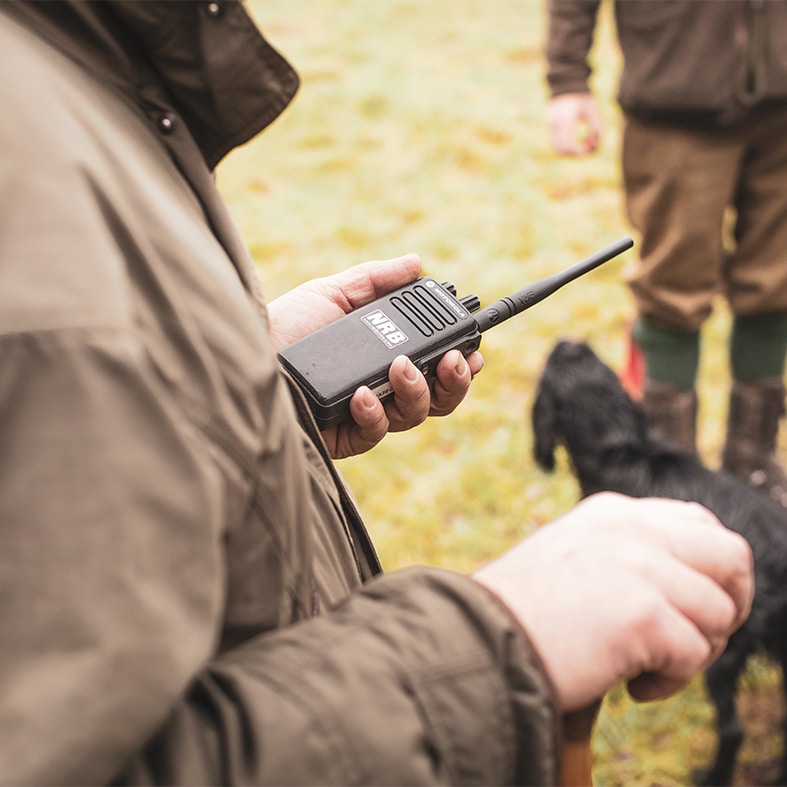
[{"left": 532, "top": 339, "right": 648, "bottom": 471}]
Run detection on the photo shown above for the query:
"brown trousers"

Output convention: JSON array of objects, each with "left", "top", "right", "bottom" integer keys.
[{"left": 622, "top": 104, "right": 787, "bottom": 332}]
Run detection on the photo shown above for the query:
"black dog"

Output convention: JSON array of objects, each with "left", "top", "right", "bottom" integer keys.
[{"left": 531, "top": 339, "right": 787, "bottom": 786}]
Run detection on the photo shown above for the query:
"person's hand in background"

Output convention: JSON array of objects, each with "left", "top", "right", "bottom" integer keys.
[{"left": 547, "top": 92, "right": 603, "bottom": 156}]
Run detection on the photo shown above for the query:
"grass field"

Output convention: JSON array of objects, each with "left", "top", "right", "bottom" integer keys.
[{"left": 216, "top": 2, "right": 782, "bottom": 784}]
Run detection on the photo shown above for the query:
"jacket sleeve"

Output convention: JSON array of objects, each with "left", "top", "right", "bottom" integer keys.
[
  {"left": 117, "top": 568, "right": 560, "bottom": 786},
  {"left": 0, "top": 328, "right": 559, "bottom": 787},
  {"left": 544, "top": 0, "right": 602, "bottom": 97}
]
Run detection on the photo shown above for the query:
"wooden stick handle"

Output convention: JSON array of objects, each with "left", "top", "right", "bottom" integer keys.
[{"left": 559, "top": 702, "right": 601, "bottom": 787}]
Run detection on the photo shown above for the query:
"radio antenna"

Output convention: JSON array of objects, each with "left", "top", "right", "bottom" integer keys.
[{"left": 474, "top": 235, "right": 634, "bottom": 333}]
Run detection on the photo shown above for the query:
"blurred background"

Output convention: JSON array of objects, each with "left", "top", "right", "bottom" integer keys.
[{"left": 216, "top": 2, "right": 780, "bottom": 784}]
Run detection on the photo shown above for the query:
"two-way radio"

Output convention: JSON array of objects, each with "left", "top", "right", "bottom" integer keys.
[{"left": 278, "top": 236, "right": 634, "bottom": 429}]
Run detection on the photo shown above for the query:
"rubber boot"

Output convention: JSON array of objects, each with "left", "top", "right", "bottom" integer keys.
[
  {"left": 642, "top": 381, "right": 698, "bottom": 455},
  {"left": 722, "top": 378, "right": 787, "bottom": 508}
]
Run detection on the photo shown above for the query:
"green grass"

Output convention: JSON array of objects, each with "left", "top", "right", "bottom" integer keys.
[{"left": 217, "top": 2, "right": 782, "bottom": 783}]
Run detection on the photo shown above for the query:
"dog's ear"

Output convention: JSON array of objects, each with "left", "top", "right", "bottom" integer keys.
[{"left": 531, "top": 383, "right": 558, "bottom": 471}]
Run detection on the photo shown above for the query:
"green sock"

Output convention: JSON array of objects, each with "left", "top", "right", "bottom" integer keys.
[
  {"left": 730, "top": 312, "right": 787, "bottom": 383},
  {"left": 633, "top": 318, "right": 700, "bottom": 391}
]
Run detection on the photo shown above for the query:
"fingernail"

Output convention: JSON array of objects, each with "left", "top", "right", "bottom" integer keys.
[
  {"left": 403, "top": 359, "right": 419, "bottom": 383},
  {"left": 455, "top": 354, "right": 467, "bottom": 375},
  {"left": 361, "top": 388, "right": 378, "bottom": 410}
]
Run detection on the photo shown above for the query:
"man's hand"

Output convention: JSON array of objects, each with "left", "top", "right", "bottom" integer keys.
[
  {"left": 547, "top": 93, "right": 603, "bottom": 156},
  {"left": 473, "top": 493, "right": 754, "bottom": 712},
  {"left": 268, "top": 254, "right": 484, "bottom": 459}
]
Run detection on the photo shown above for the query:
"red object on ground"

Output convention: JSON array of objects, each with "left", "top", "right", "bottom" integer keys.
[{"left": 619, "top": 324, "right": 645, "bottom": 400}]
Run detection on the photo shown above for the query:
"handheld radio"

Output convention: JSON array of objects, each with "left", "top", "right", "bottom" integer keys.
[{"left": 278, "top": 235, "right": 634, "bottom": 429}]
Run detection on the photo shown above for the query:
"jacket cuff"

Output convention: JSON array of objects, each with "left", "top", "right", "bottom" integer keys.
[
  {"left": 450, "top": 571, "right": 563, "bottom": 784},
  {"left": 547, "top": 77, "right": 592, "bottom": 99},
  {"left": 367, "top": 567, "right": 562, "bottom": 785}
]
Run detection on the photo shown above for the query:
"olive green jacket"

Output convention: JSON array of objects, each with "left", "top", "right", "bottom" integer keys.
[
  {"left": 0, "top": 2, "right": 558, "bottom": 784},
  {"left": 546, "top": 0, "right": 787, "bottom": 124}
]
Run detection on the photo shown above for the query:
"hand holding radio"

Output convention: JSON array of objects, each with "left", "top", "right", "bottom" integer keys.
[
  {"left": 269, "top": 254, "right": 484, "bottom": 458},
  {"left": 278, "top": 237, "right": 634, "bottom": 431}
]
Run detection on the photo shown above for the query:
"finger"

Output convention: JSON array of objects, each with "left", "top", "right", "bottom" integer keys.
[
  {"left": 638, "top": 501, "right": 754, "bottom": 630},
  {"left": 582, "top": 107, "right": 603, "bottom": 152},
  {"left": 580, "top": 134, "right": 599, "bottom": 155},
  {"left": 628, "top": 672, "right": 706, "bottom": 704},
  {"left": 604, "top": 495, "right": 754, "bottom": 631},
  {"left": 384, "top": 356, "right": 430, "bottom": 431},
  {"left": 466, "top": 350, "right": 484, "bottom": 377},
  {"left": 625, "top": 606, "right": 713, "bottom": 702},
  {"left": 622, "top": 557, "right": 742, "bottom": 703},
  {"left": 349, "top": 385, "right": 388, "bottom": 436},
  {"left": 334, "top": 254, "right": 422, "bottom": 309},
  {"left": 327, "top": 387, "right": 389, "bottom": 459},
  {"left": 429, "top": 350, "right": 473, "bottom": 417},
  {"left": 550, "top": 130, "right": 585, "bottom": 157},
  {"left": 656, "top": 557, "right": 739, "bottom": 661},
  {"left": 548, "top": 117, "right": 588, "bottom": 156}
]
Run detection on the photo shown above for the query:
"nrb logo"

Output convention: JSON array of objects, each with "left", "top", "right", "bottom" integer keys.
[{"left": 361, "top": 309, "right": 409, "bottom": 348}]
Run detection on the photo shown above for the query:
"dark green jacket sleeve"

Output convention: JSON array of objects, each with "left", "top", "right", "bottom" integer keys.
[{"left": 544, "top": 0, "right": 602, "bottom": 97}]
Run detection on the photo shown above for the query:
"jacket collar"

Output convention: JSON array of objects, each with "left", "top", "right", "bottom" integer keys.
[{"left": 6, "top": 0, "right": 299, "bottom": 168}]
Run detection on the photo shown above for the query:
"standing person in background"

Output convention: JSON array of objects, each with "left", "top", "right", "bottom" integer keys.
[{"left": 544, "top": 0, "right": 787, "bottom": 507}]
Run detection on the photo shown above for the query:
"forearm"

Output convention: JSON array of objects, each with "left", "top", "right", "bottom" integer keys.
[
  {"left": 116, "top": 569, "right": 560, "bottom": 786},
  {"left": 544, "top": 0, "right": 601, "bottom": 97}
]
